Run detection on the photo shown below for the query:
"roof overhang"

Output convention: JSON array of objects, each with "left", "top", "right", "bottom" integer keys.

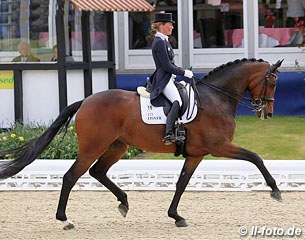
[{"left": 70, "top": 0, "right": 155, "bottom": 12}]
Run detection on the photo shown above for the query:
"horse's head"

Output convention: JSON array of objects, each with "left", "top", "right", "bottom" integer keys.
[{"left": 248, "top": 59, "right": 283, "bottom": 119}]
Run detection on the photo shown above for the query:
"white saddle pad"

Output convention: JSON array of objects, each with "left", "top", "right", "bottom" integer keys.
[{"left": 139, "top": 84, "right": 198, "bottom": 124}]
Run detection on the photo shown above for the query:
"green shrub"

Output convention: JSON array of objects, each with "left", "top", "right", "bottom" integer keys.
[{"left": 0, "top": 123, "right": 141, "bottom": 159}]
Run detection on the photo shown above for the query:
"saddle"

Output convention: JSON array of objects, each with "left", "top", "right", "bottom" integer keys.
[
  {"left": 137, "top": 81, "right": 197, "bottom": 123},
  {"left": 137, "top": 81, "right": 198, "bottom": 157}
]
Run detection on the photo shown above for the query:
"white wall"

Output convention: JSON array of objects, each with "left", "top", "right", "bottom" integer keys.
[
  {"left": 0, "top": 90, "right": 14, "bottom": 128},
  {"left": 0, "top": 69, "right": 109, "bottom": 127},
  {"left": 22, "top": 70, "right": 59, "bottom": 125},
  {"left": 92, "top": 69, "right": 109, "bottom": 93},
  {"left": 67, "top": 70, "right": 84, "bottom": 105}
]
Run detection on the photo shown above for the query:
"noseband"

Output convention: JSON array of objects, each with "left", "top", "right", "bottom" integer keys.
[{"left": 248, "top": 67, "right": 278, "bottom": 112}]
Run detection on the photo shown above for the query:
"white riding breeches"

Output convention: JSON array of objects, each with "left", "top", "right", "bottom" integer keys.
[{"left": 162, "top": 75, "right": 182, "bottom": 107}]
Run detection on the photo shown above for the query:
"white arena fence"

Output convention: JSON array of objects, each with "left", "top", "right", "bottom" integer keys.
[{"left": 0, "top": 160, "right": 305, "bottom": 191}]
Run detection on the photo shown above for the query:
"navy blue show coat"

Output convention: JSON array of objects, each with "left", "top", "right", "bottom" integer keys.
[{"left": 149, "top": 36, "right": 185, "bottom": 107}]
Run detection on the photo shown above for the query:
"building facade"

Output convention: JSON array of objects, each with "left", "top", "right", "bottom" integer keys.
[
  {"left": 0, "top": 0, "right": 304, "bottom": 127},
  {"left": 118, "top": 0, "right": 304, "bottom": 71},
  {"left": 1, "top": 1, "right": 303, "bottom": 68}
]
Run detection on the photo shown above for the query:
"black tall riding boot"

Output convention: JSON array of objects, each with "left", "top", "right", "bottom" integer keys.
[{"left": 163, "top": 101, "right": 180, "bottom": 145}]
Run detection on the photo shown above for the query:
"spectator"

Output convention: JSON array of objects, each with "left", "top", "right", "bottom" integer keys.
[
  {"left": 51, "top": 45, "right": 57, "bottom": 61},
  {"left": 51, "top": 45, "right": 75, "bottom": 62},
  {"left": 12, "top": 42, "right": 40, "bottom": 62},
  {"left": 286, "top": 0, "right": 305, "bottom": 27}
]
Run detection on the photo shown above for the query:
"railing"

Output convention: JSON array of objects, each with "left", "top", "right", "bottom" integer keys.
[{"left": 0, "top": 160, "right": 305, "bottom": 191}]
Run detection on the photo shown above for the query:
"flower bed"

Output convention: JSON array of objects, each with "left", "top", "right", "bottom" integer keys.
[{"left": 0, "top": 123, "right": 141, "bottom": 159}]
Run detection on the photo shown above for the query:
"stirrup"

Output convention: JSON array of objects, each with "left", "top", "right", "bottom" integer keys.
[
  {"left": 163, "top": 133, "right": 176, "bottom": 145},
  {"left": 176, "top": 135, "right": 185, "bottom": 142}
]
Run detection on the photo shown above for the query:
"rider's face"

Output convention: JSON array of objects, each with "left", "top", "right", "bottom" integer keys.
[{"left": 159, "top": 22, "right": 174, "bottom": 36}]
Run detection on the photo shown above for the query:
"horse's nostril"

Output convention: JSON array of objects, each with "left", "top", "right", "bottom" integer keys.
[{"left": 267, "top": 112, "right": 273, "bottom": 118}]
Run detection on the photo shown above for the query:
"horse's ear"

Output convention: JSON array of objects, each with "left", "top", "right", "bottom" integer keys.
[{"left": 271, "top": 59, "right": 284, "bottom": 72}]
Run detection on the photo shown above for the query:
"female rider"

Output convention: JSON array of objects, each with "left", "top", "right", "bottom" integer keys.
[{"left": 149, "top": 13, "right": 194, "bottom": 145}]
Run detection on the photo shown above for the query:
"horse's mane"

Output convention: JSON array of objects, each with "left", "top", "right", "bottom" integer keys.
[{"left": 202, "top": 58, "right": 267, "bottom": 80}]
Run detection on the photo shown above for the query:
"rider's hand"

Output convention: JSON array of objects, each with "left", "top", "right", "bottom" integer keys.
[{"left": 184, "top": 70, "right": 194, "bottom": 79}]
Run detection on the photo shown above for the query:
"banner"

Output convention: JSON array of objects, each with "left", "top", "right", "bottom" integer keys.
[{"left": 0, "top": 71, "right": 14, "bottom": 89}]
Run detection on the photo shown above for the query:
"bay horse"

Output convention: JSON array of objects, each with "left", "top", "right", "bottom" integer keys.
[{"left": 0, "top": 58, "right": 283, "bottom": 229}]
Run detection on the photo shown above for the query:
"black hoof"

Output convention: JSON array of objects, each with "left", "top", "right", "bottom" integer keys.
[
  {"left": 118, "top": 203, "right": 129, "bottom": 217},
  {"left": 175, "top": 219, "right": 188, "bottom": 227},
  {"left": 270, "top": 190, "right": 282, "bottom": 202},
  {"left": 63, "top": 222, "right": 75, "bottom": 230}
]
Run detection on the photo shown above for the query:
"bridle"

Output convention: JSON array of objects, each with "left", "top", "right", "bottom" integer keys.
[
  {"left": 194, "top": 65, "right": 278, "bottom": 112},
  {"left": 248, "top": 67, "right": 278, "bottom": 112}
]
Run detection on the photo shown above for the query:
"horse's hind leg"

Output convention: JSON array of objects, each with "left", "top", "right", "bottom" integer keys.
[
  {"left": 89, "top": 140, "right": 129, "bottom": 217},
  {"left": 56, "top": 157, "right": 96, "bottom": 230}
]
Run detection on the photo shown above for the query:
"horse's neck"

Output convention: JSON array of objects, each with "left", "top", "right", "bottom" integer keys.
[
  {"left": 198, "top": 62, "right": 269, "bottom": 115},
  {"left": 207, "top": 71, "right": 249, "bottom": 97}
]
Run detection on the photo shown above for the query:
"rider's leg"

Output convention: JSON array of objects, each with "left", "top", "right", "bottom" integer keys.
[
  {"left": 163, "top": 77, "right": 182, "bottom": 107},
  {"left": 162, "top": 77, "right": 182, "bottom": 145},
  {"left": 163, "top": 101, "right": 180, "bottom": 145}
]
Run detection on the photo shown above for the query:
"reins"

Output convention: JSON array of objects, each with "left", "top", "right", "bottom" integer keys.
[
  {"left": 193, "top": 66, "right": 276, "bottom": 112},
  {"left": 193, "top": 76, "right": 258, "bottom": 111}
]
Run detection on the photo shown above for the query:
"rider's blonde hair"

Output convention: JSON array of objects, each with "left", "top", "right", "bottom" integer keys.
[{"left": 150, "top": 22, "right": 164, "bottom": 35}]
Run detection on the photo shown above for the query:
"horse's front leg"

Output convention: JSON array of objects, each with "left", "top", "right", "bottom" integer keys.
[
  {"left": 168, "top": 156, "right": 202, "bottom": 227},
  {"left": 238, "top": 147, "right": 281, "bottom": 201}
]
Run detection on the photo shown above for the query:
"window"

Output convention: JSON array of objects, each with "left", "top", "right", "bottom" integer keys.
[
  {"left": 258, "top": 0, "right": 305, "bottom": 48},
  {"left": 193, "top": 0, "right": 244, "bottom": 48},
  {"left": 66, "top": 3, "right": 82, "bottom": 62},
  {"left": 0, "top": 0, "right": 20, "bottom": 50},
  {"left": 90, "top": 11, "right": 108, "bottom": 61},
  {"left": 91, "top": 12, "right": 108, "bottom": 51},
  {"left": 0, "top": 1, "right": 109, "bottom": 63},
  {"left": 128, "top": 0, "right": 178, "bottom": 49},
  {"left": 66, "top": 4, "right": 109, "bottom": 61},
  {"left": 0, "top": 0, "right": 56, "bottom": 62}
]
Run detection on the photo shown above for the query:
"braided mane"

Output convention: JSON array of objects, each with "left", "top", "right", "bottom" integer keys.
[{"left": 202, "top": 58, "right": 267, "bottom": 80}]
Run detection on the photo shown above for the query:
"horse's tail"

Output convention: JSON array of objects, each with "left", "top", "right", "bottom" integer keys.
[{"left": 0, "top": 100, "right": 83, "bottom": 180}]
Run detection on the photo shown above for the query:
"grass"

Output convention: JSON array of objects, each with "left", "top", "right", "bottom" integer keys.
[{"left": 141, "top": 116, "right": 305, "bottom": 160}]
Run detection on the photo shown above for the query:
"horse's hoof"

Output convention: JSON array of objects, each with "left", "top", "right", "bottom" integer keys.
[
  {"left": 118, "top": 203, "right": 128, "bottom": 217},
  {"left": 62, "top": 220, "right": 75, "bottom": 230},
  {"left": 270, "top": 190, "right": 282, "bottom": 202},
  {"left": 175, "top": 219, "right": 188, "bottom": 227}
]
